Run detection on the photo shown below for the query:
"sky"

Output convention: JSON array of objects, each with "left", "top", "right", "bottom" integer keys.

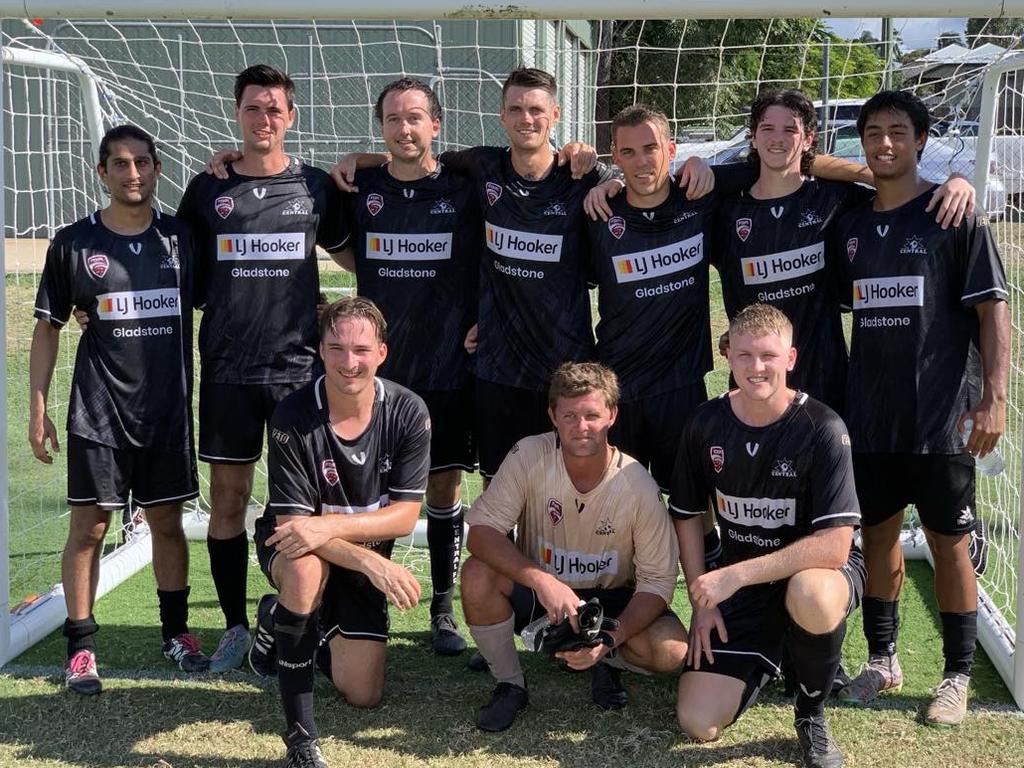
[{"left": 824, "top": 18, "right": 968, "bottom": 50}]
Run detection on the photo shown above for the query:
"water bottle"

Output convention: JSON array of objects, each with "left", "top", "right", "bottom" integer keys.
[
  {"left": 962, "top": 418, "right": 1005, "bottom": 477},
  {"left": 520, "top": 615, "right": 551, "bottom": 652}
]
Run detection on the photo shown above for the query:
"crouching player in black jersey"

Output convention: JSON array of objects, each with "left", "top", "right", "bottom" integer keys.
[
  {"left": 251, "top": 297, "right": 430, "bottom": 768},
  {"left": 670, "top": 304, "right": 863, "bottom": 768},
  {"left": 835, "top": 91, "right": 1010, "bottom": 727},
  {"left": 30, "top": 125, "right": 206, "bottom": 693}
]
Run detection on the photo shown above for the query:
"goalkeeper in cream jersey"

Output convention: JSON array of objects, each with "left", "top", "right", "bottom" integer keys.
[
  {"left": 461, "top": 362, "right": 686, "bottom": 732},
  {"left": 30, "top": 125, "right": 205, "bottom": 694},
  {"left": 176, "top": 64, "right": 349, "bottom": 672}
]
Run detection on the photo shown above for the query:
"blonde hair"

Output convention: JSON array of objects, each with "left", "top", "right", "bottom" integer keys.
[
  {"left": 728, "top": 303, "right": 793, "bottom": 342},
  {"left": 548, "top": 362, "right": 620, "bottom": 410}
]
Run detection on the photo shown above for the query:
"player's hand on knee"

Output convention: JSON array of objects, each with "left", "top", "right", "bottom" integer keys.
[
  {"left": 556, "top": 141, "right": 597, "bottom": 179},
  {"left": 534, "top": 576, "right": 582, "bottom": 632},
  {"left": 689, "top": 568, "right": 740, "bottom": 610},
  {"left": 584, "top": 178, "right": 625, "bottom": 222},
  {"left": 205, "top": 149, "right": 243, "bottom": 179},
  {"left": 267, "top": 517, "right": 332, "bottom": 558},
  {"left": 29, "top": 412, "right": 59, "bottom": 464},
  {"left": 72, "top": 308, "right": 90, "bottom": 331},
  {"left": 677, "top": 155, "right": 714, "bottom": 200},
  {"left": 368, "top": 559, "right": 420, "bottom": 610},
  {"left": 926, "top": 173, "right": 975, "bottom": 229},
  {"left": 556, "top": 642, "right": 611, "bottom": 671},
  {"left": 329, "top": 154, "right": 361, "bottom": 193},
  {"left": 464, "top": 324, "right": 479, "bottom": 354},
  {"left": 688, "top": 605, "right": 727, "bottom": 671}
]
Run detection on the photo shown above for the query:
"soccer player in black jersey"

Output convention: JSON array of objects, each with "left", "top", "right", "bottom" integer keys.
[
  {"left": 834, "top": 91, "right": 1010, "bottom": 727},
  {"left": 670, "top": 304, "right": 863, "bottom": 768},
  {"left": 251, "top": 297, "right": 429, "bottom": 768},
  {"left": 715, "top": 89, "right": 975, "bottom": 410},
  {"left": 177, "top": 65, "right": 350, "bottom": 672},
  {"left": 328, "top": 79, "right": 479, "bottom": 656},
  {"left": 30, "top": 125, "right": 206, "bottom": 694}
]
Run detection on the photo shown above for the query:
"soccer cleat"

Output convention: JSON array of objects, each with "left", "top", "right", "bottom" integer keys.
[
  {"left": 837, "top": 654, "right": 903, "bottom": 704},
  {"left": 476, "top": 681, "right": 529, "bottom": 732},
  {"left": 922, "top": 673, "right": 970, "bottom": 727},
  {"left": 466, "top": 650, "right": 489, "bottom": 672},
  {"left": 209, "top": 624, "right": 252, "bottom": 673},
  {"left": 283, "top": 724, "right": 328, "bottom": 768},
  {"left": 162, "top": 633, "right": 210, "bottom": 672},
  {"left": 65, "top": 649, "right": 102, "bottom": 695},
  {"left": 831, "top": 663, "right": 853, "bottom": 695},
  {"left": 431, "top": 613, "right": 467, "bottom": 656},
  {"left": 794, "top": 713, "right": 844, "bottom": 768},
  {"left": 249, "top": 593, "right": 279, "bottom": 677},
  {"left": 591, "top": 661, "right": 628, "bottom": 710}
]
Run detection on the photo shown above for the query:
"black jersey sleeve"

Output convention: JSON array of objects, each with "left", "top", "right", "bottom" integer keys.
[
  {"left": 668, "top": 413, "right": 712, "bottom": 519},
  {"left": 267, "top": 417, "right": 319, "bottom": 518},
  {"left": 835, "top": 181, "right": 874, "bottom": 215},
  {"left": 710, "top": 161, "right": 759, "bottom": 197},
  {"left": 959, "top": 213, "right": 1009, "bottom": 307},
  {"left": 387, "top": 396, "right": 431, "bottom": 503},
  {"left": 438, "top": 147, "right": 484, "bottom": 177},
  {"left": 176, "top": 176, "right": 209, "bottom": 310},
  {"left": 34, "top": 234, "right": 73, "bottom": 327},
  {"left": 317, "top": 182, "right": 351, "bottom": 253},
  {"left": 808, "top": 412, "right": 860, "bottom": 531}
]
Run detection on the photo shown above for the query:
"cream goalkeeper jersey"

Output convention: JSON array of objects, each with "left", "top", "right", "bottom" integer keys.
[{"left": 467, "top": 432, "right": 678, "bottom": 604}]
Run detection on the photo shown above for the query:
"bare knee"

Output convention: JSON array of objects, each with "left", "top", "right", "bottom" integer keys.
[
  {"left": 426, "top": 470, "right": 461, "bottom": 507},
  {"left": 676, "top": 706, "right": 725, "bottom": 742},
  {"left": 67, "top": 510, "right": 109, "bottom": 550},
  {"left": 210, "top": 464, "right": 254, "bottom": 521},
  {"left": 274, "top": 554, "right": 328, "bottom": 612},
  {"left": 338, "top": 682, "right": 383, "bottom": 709},
  {"left": 786, "top": 570, "right": 847, "bottom": 633},
  {"left": 145, "top": 506, "right": 185, "bottom": 540},
  {"left": 460, "top": 556, "right": 499, "bottom": 607}
]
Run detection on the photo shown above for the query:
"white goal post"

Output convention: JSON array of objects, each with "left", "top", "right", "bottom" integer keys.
[{"left": 1, "top": 7, "right": 1023, "bottom": 714}]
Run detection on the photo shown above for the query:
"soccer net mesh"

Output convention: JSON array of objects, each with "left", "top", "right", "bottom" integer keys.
[{"left": 1, "top": 15, "right": 1022, "bottom": 704}]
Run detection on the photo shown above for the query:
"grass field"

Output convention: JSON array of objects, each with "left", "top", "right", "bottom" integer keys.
[{"left": 3, "top": 254, "right": 1024, "bottom": 767}]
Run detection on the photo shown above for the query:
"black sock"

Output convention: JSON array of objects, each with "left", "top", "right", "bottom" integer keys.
[
  {"left": 940, "top": 611, "right": 977, "bottom": 677},
  {"left": 703, "top": 528, "right": 723, "bottom": 571},
  {"left": 208, "top": 533, "right": 250, "bottom": 629},
  {"left": 275, "top": 603, "right": 319, "bottom": 740},
  {"left": 787, "top": 619, "right": 846, "bottom": 717},
  {"left": 427, "top": 502, "right": 463, "bottom": 617},
  {"left": 862, "top": 597, "right": 899, "bottom": 657},
  {"left": 63, "top": 615, "right": 99, "bottom": 657},
  {"left": 157, "top": 586, "right": 190, "bottom": 641}
]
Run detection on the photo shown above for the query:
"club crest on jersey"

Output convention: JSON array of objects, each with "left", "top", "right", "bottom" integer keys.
[
  {"left": 595, "top": 519, "right": 616, "bottom": 536},
  {"left": 378, "top": 454, "right": 392, "bottom": 473},
  {"left": 900, "top": 235, "right": 928, "bottom": 255},
  {"left": 214, "top": 196, "right": 234, "bottom": 219},
  {"left": 798, "top": 210, "right": 824, "bottom": 228},
  {"left": 548, "top": 497, "right": 563, "bottom": 526},
  {"left": 771, "top": 458, "right": 798, "bottom": 478},
  {"left": 846, "top": 238, "right": 858, "bottom": 262},
  {"left": 543, "top": 202, "right": 567, "bottom": 216},
  {"left": 281, "top": 198, "right": 310, "bottom": 216},
  {"left": 430, "top": 198, "right": 456, "bottom": 215},
  {"left": 770, "top": 205, "right": 785, "bottom": 219},
  {"left": 736, "top": 217, "right": 752, "bottom": 242},
  {"left": 321, "top": 459, "right": 340, "bottom": 486},
  {"left": 366, "top": 193, "right": 384, "bottom": 216},
  {"left": 86, "top": 253, "right": 109, "bottom": 279},
  {"left": 673, "top": 210, "right": 698, "bottom": 224},
  {"left": 608, "top": 216, "right": 626, "bottom": 239},
  {"left": 710, "top": 446, "right": 725, "bottom": 473},
  {"left": 485, "top": 181, "right": 503, "bottom": 206},
  {"left": 159, "top": 236, "right": 180, "bottom": 270},
  {"left": 875, "top": 224, "right": 890, "bottom": 238}
]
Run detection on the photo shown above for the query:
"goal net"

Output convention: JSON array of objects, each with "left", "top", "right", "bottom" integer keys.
[{"left": 1, "top": 14, "right": 1021, "bottom": 708}]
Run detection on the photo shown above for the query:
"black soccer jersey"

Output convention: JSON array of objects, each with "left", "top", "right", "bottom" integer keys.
[
  {"left": 260, "top": 376, "right": 430, "bottom": 558},
  {"left": 441, "top": 146, "right": 608, "bottom": 391},
  {"left": 34, "top": 210, "right": 193, "bottom": 450},
  {"left": 836, "top": 187, "right": 1008, "bottom": 454},
  {"left": 177, "top": 158, "right": 349, "bottom": 385},
  {"left": 587, "top": 185, "right": 715, "bottom": 400},
  {"left": 715, "top": 179, "right": 873, "bottom": 408},
  {"left": 346, "top": 163, "right": 479, "bottom": 391},
  {"left": 668, "top": 392, "right": 860, "bottom": 565}
]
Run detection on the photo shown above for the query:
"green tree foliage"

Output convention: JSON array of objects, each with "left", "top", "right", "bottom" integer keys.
[
  {"left": 594, "top": 19, "right": 884, "bottom": 151},
  {"left": 966, "top": 17, "right": 1024, "bottom": 48}
]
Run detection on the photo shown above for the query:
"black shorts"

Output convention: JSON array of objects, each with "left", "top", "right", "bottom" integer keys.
[
  {"left": 508, "top": 584, "right": 673, "bottom": 633},
  {"left": 419, "top": 386, "right": 478, "bottom": 474},
  {"left": 254, "top": 516, "right": 389, "bottom": 643},
  {"left": 67, "top": 434, "right": 199, "bottom": 510},
  {"left": 611, "top": 381, "right": 708, "bottom": 492},
  {"left": 683, "top": 547, "right": 866, "bottom": 711},
  {"left": 852, "top": 452, "right": 976, "bottom": 535},
  {"left": 199, "top": 380, "right": 306, "bottom": 464},
  {"left": 476, "top": 379, "right": 553, "bottom": 479}
]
